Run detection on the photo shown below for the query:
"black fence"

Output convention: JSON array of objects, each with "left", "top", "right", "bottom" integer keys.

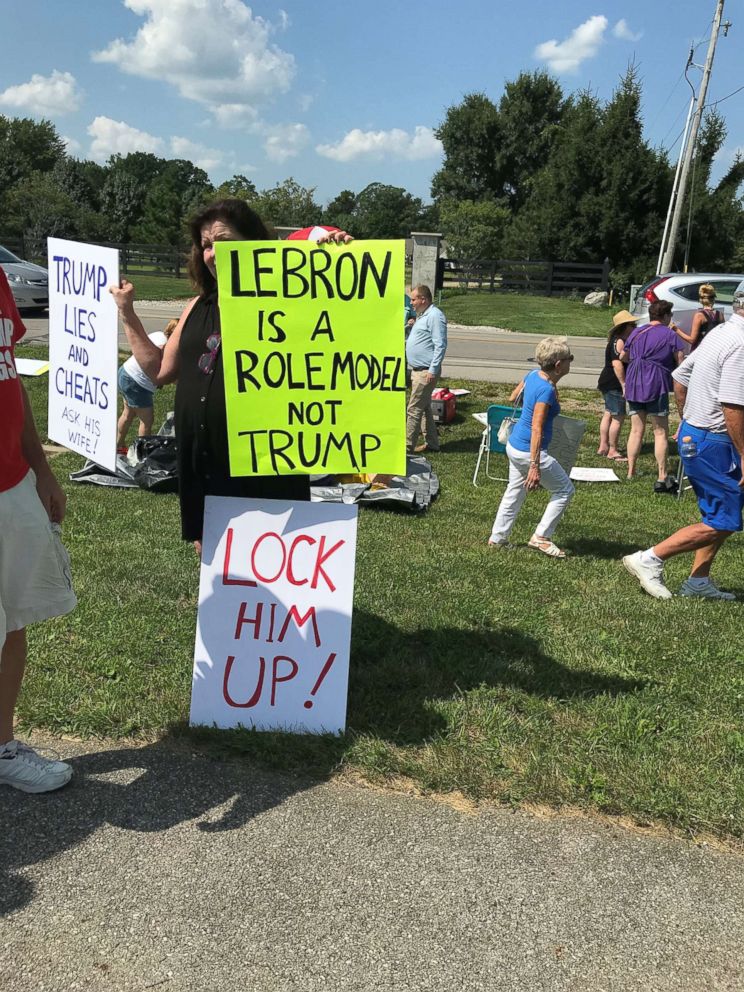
[
  {"left": 437, "top": 257, "right": 610, "bottom": 296},
  {"left": 0, "top": 234, "right": 191, "bottom": 277}
]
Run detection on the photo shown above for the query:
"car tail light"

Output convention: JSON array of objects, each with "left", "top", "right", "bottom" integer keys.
[{"left": 643, "top": 276, "right": 670, "bottom": 304}]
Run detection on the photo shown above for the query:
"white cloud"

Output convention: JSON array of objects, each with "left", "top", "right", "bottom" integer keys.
[
  {"left": 62, "top": 135, "right": 83, "bottom": 156},
  {"left": 0, "top": 70, "right": 83, "bottom": 116},
  {"left": 87, "top": 116, "right": 164, "bottom": 162},
  {"left": 170, "top": 136, "right": 224, "bottom": 172},
  {"left": 212, "top": 102, "right": 260, "bottom": 129},
  {"left": 613, "top": 19, "right": 643, "bottom": 42},
  {"left": 263, "top": 123, "right": 310, "bottom": 162},
  {"left": 534, "top": 15, "right": 608, "bottom": 73},
  {"left": 277, "top": 9, "right": 290, "bottom": 30},
  {"left": 316, "top": 125, "right": 442, "bottom": 163},
  {"left": 92, "top": 0, "right": 295, "bottom": 122}
]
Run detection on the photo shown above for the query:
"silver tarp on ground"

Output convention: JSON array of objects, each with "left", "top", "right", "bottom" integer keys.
[
  {"left": 71, "top": 443, "right": 440, "bottom": 513},
  {"left": 310, "top": 456, "right": 439, "bottom": 511}
]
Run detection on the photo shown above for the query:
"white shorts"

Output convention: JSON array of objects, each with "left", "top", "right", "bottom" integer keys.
[{"left": 0, "top": 470, "right": 77, "bottom": 646}]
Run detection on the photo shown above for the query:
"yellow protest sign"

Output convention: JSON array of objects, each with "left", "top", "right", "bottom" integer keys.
[{"left": 215, "top": 240, "right": 406, "bottom": 477}]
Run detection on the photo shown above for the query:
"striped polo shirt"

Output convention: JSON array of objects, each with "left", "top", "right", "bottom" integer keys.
[{"left": 672, "top": 312, "right": 744, "bottom": 433}]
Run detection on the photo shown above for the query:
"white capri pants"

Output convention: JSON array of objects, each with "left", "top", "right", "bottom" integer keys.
[{"left": 490, "top": 442, "right": 574, "bottom": 543}]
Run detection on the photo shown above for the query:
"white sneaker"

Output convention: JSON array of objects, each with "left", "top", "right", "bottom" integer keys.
[
  {"left": 679, "top": 578, "right": 736, "bottom": 601},
  {"left": 622, "top": 551, "right": 672, "bottom": 599},
  {"left": 0, "top": 740, "right": 72, "bottom": 793}
]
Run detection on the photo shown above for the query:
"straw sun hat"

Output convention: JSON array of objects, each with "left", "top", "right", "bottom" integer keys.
[{"left": 611, "top": 310, "right": 638, "bottom": 328}]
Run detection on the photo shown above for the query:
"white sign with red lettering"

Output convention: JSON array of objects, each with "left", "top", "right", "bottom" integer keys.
[{"left": 190, "top": 496, "right": 358, "bottom": 734}]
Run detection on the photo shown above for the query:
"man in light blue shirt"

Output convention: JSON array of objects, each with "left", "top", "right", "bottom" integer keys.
[{"left": 405, "top": 285, "right": 447, "bottom": 453}]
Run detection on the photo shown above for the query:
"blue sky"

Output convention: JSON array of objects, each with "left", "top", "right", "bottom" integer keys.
[{"left": 1, "top": 0, "right": 741, "bottom": 205}]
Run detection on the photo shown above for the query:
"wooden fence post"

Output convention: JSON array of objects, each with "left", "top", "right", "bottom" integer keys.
[{"left": 545, "top": 261, "right": 554, "bottom": 297}]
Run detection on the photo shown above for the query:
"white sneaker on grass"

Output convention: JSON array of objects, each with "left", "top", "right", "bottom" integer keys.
[
  {"left": 679, "top": 578, "right": 736, "bottom": 601},
  {"left": 0, "top": 740, "right": 72, "bottom": 793},
  {"left": 622, "top": 551, "right": 672, "bottom": 600}
]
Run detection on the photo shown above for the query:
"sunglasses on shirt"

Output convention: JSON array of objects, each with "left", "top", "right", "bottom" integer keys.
[{"left": 198, "top": 333, "right": 221, "bottom": 375}]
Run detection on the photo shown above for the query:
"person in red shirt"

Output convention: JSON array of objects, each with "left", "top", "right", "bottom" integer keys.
[{"left": 0, "top": 267, "right": 77, "bottom": 793}]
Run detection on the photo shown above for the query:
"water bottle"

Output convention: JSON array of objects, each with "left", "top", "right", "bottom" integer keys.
[{"left": 679, "top": 435, "right": 697, "bottom": 459}]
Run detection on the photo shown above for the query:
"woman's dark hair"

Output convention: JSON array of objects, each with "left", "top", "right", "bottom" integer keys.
[
  {"left": 648, "top": 299, "right": 673, "bottom": 322},
  {"left": 608, "top": 321, "right": 634, "bottom": 340},
  {"left": 188, "top": 198, "right": 273, "bottom": 297}
]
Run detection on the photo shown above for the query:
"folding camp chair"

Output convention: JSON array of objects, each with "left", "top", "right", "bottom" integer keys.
[
  {"left": 675, "top": 457, "right": 694, "bottom": 500},
  {"left": 472, "top": 404, "right": 519, "bottom": 486}
]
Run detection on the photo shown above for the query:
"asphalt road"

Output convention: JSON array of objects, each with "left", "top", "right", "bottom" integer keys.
[
  {"left": 1, "top": 734, "right": 742, "bottom": 992},
  {"left": 19, "top": 306, "right": 606, "bottom": 389}
]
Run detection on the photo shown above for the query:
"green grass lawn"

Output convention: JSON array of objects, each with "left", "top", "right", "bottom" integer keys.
[
  {"left": 16, "top": 341, "right": 744, "bottom": 839},
  {"left": 125, "top": 273, "right": 612, "bottom": 338},
  {"left": 441, "top": 291, "right": 613, "bottom": 337},
  {"left": 123, "top": 272, "right": 194, "bottom": 300}
]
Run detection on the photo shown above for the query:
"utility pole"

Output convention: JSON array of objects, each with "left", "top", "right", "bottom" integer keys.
[{"left": 659, "top": 0, "right": 726, "bottom": 274}]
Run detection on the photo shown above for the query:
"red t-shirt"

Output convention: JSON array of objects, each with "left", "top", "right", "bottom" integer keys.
[{"left": 0, "top": 266, "right": 29, "bottom": 492}]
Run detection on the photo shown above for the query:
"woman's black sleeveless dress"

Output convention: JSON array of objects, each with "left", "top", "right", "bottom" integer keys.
[{"left": 174, "top": 292, "right": 310, "bottom": 541}]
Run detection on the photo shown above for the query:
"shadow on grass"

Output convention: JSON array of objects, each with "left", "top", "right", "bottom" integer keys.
[
  {"left": 1, "top": 609, "right": 645, "bottom": 917},
  {"left": 439, "top": 436, "right": 486, "bottom": 454},
  {"left": 563, "top": 537, "right": 641, "bottom": 559}
]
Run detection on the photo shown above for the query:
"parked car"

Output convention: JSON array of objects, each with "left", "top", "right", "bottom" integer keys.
[
  {"left": 0, "top": 245, "right": 49, "bottom": 310},
  {"left": 631, "top": 272, "right": 744, "bottom": 333}
]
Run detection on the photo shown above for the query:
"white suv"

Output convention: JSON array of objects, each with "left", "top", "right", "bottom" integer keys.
[{"left": 632, "top": 272, "right": 744, "bottom": 332}]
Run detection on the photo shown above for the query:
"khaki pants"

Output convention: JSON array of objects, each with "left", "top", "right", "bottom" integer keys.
[{"left": 406, "top": 370, "right": 439, "bottom": 451}]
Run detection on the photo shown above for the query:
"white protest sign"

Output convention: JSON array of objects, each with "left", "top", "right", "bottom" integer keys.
[
  {"left": 47, "top": 238, "right": 120, "bottom": 471},
  {"left": 190, "top": 496, "right": 358, "bottom": 734}
]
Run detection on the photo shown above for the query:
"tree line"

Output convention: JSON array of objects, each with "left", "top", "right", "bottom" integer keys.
[
  {"left": 1, "top": 65, "right": 742, "bottom": 286},
  {"left": 433, "top": 68, "right": 744, "bottom": 283},
  {"left": 0, "top": 117, "right": 435, "bottom": 254}
]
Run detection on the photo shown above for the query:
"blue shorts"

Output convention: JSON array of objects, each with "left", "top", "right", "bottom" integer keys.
[
  {"left": 628, "top": 394, "right": 669, "bottom": 416},
  {"left": 602, "top": 390, "right": 627, "bottom": 416},
  {"left": 118, "top": 366, "right": 155, "bottom": 409},
  {"left": 680, "top": 421, "right": 744, "bottom": 532}
]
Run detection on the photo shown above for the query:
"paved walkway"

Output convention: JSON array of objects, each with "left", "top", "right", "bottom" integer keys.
[{"left": 2, "top": 735, "right": 743, "bottom": 992}]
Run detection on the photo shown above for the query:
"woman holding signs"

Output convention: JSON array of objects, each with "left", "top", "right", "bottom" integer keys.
[{"left": 110, "top": 199, "right": 350, "bottom": 553}]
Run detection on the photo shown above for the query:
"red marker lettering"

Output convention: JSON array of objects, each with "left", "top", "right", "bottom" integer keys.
[
  {"left": 311, "top": 536, "right": 345, "bottom": 592},
  {"left": 304, "top": 652, "right": 337, "bottom": 709},
  {"left": 250, "top": 532, "right": 287, "bottom": 583},
  {"left": 271, "top": 655, "right": 299, "bottom": 706},
  {"left": 222, "top": 528, "right": 257, "bottom": 587},
  {"left": 233, "top": 601, "right": 263, "bottom": 640},
  {"left": 286, "top": 534, "right": 315, "bottom": 586},
  {"left": 223, "top": 654, "right": 265, "bottom": 708},
  {"left": 278, "top": 605, "right": 321, "bottom": 647}
]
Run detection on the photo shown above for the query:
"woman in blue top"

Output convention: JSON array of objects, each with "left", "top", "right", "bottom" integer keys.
[{"left": 489, "top": 337, "right": 575, "bottom": 558}]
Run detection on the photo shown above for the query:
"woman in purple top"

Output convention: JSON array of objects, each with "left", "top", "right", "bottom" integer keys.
[{"left": 620, "top": 299, "right": 684, "bottom": 490}]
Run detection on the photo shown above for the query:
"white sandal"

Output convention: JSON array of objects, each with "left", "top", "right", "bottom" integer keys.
[{"left": 528, "top": 536, "right": 566, "bottom": 558}]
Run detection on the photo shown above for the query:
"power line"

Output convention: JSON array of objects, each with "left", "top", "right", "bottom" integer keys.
[{"left": 708, "top": 83, "right": 744, "bottom": 108}]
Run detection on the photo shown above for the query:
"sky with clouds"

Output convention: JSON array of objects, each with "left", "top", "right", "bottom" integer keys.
[{"left": 1, "top": 0, "right": 740, "bottom": 204}]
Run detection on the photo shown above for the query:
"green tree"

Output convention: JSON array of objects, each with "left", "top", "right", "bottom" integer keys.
[
  {"left": 0, "top": 116, "right": 65, "bottom": 191},
  {"left": 439, "top": 199, "right": 510, "bottom": 259},
  {"left": 100, "top": 171, "right": 144, "bottom": 242},
  {"left": 5, "top": 172, "right": 84, "bottom": 250},
  {"left": 679, "top": 110, "right": 744, "bottom": 272},
  {"left": 431, "top": 93, "right": 501, "bottom": 203},
  {"left": 214, "top": 174, "right": 258, "bottom": 200},
  {"left": 496, "top": 71, "right": 565, "bottom": 209},
  {"left": 52, "top": 157, "right": 107, "bottom": 212},
  {"left": 593, "top": 66, "right": 671, "bottom": 276},
  {"left": 323, "top": 189, "right": 357, "bottom": 231},
  {"left": 352, "top": 183, "right": 429, "bottom": 238},
  {"left": 254, "top": 178, "right": 321, "bottom": 227},
  {"left": 132, "top": 176, "right": 184, "bottom": 245},
  {"left": 502, "top": 91, "right": 605, "bottom": 260}
]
